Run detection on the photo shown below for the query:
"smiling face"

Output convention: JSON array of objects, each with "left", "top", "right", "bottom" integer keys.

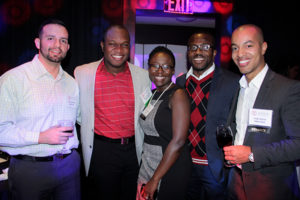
[
  {"left": 101, "top": 26, "right": 130, "bottom": 73},
  {"left": 148, "top": 52, "right": 175, "bottom": 92},
  {"left": 231, "top": 25, "right": 267, "bottom": 82},
  {"left": 35, "top": 24, "right": 70, "bottom": 64},
  {"left": 187, "top": 33, "right": 216, "bottom": 77}
]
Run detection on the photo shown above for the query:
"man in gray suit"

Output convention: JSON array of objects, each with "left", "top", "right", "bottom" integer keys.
[
  {"left": 225, "top": 24, "right": 300, "bottom": 200},
  {"left": 74, "top": 25, "right": 151, "bottom": 200}
]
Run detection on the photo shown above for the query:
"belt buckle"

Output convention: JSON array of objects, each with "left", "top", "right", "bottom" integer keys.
[
  {"left": 54, "top": 153, "right": 64, "bottom": 161},
  {"left": 121, "top": 137, "right": 129, "bottom": 145}
]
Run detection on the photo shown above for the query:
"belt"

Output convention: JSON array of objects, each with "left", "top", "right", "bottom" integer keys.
[
  {"left": 94, "top": 134, "right": 135, "bottom": 145},
  {"left": 13, "top": 150, "right": 73, "bottom": 162}
]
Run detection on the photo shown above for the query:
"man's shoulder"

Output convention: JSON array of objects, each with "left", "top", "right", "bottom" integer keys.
[
  {"left": 74, "top": 60, "right": 101, "bottom": 78},
  {"left": 218, "top": 67, "right": 240, "bottom": 80},
  {"left": 175, "top": 73, "right": 187, "bottom": 87},
  {"left": 1, "top": 61, "right": 32, "bottom": 81},
  {"left": 128, "top": 62, "right": 148, "bottom": 74},
  {"left": 75, "top": 60, "right": 101, "bottom": 71},
  {"left": 268, "top": 70, "right": 300, "bottom": 90}
]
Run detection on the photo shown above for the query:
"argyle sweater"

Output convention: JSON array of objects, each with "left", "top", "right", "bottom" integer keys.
[{"left": 185, "top": 72, "right": 214, "bottom": 165}]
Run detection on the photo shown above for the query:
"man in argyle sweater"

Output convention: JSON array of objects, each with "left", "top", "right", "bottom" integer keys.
[{"left": 176, "top": 32, "right": 240, "bottom": 200}]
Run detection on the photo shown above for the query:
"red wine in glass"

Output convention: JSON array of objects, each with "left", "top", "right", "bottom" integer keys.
[{"left": 216, "top": 125, "right": 234, "bottom": 167}]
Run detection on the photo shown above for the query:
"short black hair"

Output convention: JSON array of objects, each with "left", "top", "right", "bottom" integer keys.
[
  {"left": 102, "top": 24, "right": 129, "bottom": 42},
  {"left": 148, "top": 46, "right": 176, "bottom": 68},
  {"left": 188, "top": 31, "right": 216, "bottom": 50},
  {"left": 38, "top": 18, "right": 68, "bottom": 38}
]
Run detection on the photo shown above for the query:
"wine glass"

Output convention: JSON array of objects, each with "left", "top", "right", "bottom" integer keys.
[
  {"left": 57, "top": 120, "right": 74, "bottom": 153},
  {"left": 216, "top": 125, "right": 235, "bottom": 167}
]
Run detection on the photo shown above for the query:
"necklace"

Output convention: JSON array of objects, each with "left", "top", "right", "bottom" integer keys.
[{"left": 140, "top": 82, "right": 173, "bottom": 120}]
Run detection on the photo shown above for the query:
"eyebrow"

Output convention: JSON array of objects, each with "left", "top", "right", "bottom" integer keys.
[{"left": 231, "top": 40, "right": 254, "bottom": 46}]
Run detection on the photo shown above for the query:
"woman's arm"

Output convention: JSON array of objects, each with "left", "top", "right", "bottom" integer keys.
[{"left": 143, "top": 88, "right": 190, "bottom": 199}]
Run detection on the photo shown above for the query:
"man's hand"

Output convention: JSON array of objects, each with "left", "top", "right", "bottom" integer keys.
[
  {"left": 38, "top": 126, "right": 74, "bottom": 145},
  {"left": 223, "top": 145, "right": 252, "bottom": 165}
]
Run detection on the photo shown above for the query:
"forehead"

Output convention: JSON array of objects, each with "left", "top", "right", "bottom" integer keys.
[
  {"left": 232, "top": 26, "right": 260, "bottom": 44},
  {"left": 150, "top": 52, "right": 172, "bottom": 63},
  {"left": 189, "top": 33, "right": 213, "bottom": 44},
  {"left": 105, "top": 27, "right": 129, "bottom": 42},
  {"left": 41, "top": 24, "right": 68, "bottom": 37}
]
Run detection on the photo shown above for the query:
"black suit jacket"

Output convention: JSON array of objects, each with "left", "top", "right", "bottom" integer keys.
[
  {"left": 229, "top": 69, "right": 300, "bottom": 200},
  {"left": 176, "top": 66, "right": 240, "bottom": 182}
]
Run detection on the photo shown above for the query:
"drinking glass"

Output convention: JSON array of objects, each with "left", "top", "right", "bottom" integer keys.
[
  {"left": 216, "top": 125, "right": 235, "bottom": 167},
  {"left": 58, "top": 120, "right": 74, "bottom": 151}
]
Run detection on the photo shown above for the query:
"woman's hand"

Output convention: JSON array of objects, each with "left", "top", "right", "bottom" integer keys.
[{"left": 142, "top": 178, "right": 159, "bottom": 200}]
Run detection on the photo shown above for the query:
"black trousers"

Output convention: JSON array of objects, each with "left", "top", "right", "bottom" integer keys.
[
  {"left": 87, "top": 137, "right": 139, "bottom": 200},
  {"left": 8, "top": 150, "right": 81, "bottom": 200}
]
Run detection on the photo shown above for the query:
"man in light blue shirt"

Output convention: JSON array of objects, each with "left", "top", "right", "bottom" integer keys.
[{"left": 0, "top": 19, "right": 81, "bottom": 200}]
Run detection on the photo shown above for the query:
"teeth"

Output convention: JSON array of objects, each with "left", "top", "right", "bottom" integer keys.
[
  {"left": 51, "top": 50, "right": 60, "bottom": 53},
  {"left": 239, "top": 60, "right": 250, "bottom": 64},
  {"left": 194, "top": 57, "right": 204, "bottom": 61},
  {"left": 155, "top": 77, "right": 164, "bottom": 80},
  {"left": 112, "top": 55, "right": 122, "bottom": 59}
]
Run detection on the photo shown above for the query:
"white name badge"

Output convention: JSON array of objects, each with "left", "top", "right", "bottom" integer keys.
[
  {"left": 141, "top": 104, "right": 154, "bottom": 118},
  {"left": 140, "top": 87, "right": 152, "bottom": 104},
  {"left": 249, "top": 108, "right": 273, "bottom": 128}
]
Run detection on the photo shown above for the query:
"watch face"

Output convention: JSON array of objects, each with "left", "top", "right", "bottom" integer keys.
[{"left": 249, "top": 153, "right": 254, "bottom": 162}]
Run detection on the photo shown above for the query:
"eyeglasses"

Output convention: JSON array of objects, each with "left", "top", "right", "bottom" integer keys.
[
  {"left": 188, "top": 44, "right": 213, "bottom": 51},
  {"left": 149, "top": 64, "right": 174, "bottom": 72}
]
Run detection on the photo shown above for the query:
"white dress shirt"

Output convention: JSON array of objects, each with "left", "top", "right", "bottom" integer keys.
[
  {"left": 186, "top": 63, "right": 215, "bottom": 80},
  {"left": 0, "top": 55, "right": 80, "bottom": 156},
  {"left": 234, "top": 64, "right": 269, "bottom": 145}
]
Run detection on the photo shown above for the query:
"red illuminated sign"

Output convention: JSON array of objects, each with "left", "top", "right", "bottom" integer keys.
[{"left": 164, "top": 0, "right": 194, "bottom": 14}]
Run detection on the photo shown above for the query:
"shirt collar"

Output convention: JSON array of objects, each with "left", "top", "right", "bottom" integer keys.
[
  {"left": 239, "top": 64, "right": 269, "bottom": 89},
  {"left": 186, "top": 63, "right": 215, "bottom": 81},
  {"left": 99, "top": 60, "right": 130, "bottom": 75},
  {"left": 32, "top": 54, "right": 65, "bottom": 80}
]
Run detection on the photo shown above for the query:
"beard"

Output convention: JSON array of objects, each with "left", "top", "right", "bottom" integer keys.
[{"left": 40, "top": 48, "right": 66, "bottom": 63}]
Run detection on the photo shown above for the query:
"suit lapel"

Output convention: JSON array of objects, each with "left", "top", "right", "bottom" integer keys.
[
  {"left": 253, "top": 69, "right": 274, "bottom": 109},
  {"left": 206, "top": 66, "right": 222, "bottom": 120},
  {"left": 243, "top": 69, "right": 274, "bottom": 143}
]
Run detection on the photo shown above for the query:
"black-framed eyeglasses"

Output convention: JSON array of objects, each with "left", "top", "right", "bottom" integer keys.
[
  {"left": 188, "top": 44, "right": 213, "bottom": 51},
  {"left": 149, "top": 64, "right": 174, "bottom": 72}
]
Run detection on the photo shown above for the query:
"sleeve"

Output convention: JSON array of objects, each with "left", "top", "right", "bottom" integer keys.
[
  {"left": 74, "top": 67, "right": 82, "bottom": 125},
  {"left": 0, "top": 74, "right": 39, "bottom": 148}
]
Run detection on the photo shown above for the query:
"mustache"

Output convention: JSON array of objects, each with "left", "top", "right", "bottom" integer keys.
[
  {"left": 49, "top": 48, "right": 62, "bottom": 53},
  {"left": 193, "top": 54, "right": 205, "bottom": 59}
]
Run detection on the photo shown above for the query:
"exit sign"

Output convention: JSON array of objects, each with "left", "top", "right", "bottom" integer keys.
[{"left": 164, "top": 0, "right": 194, "bottom": 14}]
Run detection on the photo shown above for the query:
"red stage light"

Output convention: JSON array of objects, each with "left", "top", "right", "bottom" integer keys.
[
  {"left": 220, "top": 36, "right": 231, "bottom": 63},
  {"left": 213, "top": 2, "right": 233, "bottom": 15},
  {"left": 2, "top": 0, "right": 31, "bottom": 26},
  {"left": 34, "top": 0, "right": 63, "bottom": 16}
]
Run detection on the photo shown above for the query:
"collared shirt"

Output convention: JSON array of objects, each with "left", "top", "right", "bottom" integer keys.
[
  {"left": 0, "top": 55, "right": 80, "bottom": 156},
  {"left": 94, "top": 60, "right": 135, "bottom": 139},
  {"left": 234, "top": 64, "right": 269, "bottom": 145},
  {"left": 186, "top": 63, "right": 215, "bottom": 80}
]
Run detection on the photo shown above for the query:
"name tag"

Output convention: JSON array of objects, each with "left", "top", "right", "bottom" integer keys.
[
  {"left": 68, "top": 96, "right": 77, "bottom": 108},
  {"left": 140, "top": 104, "right": 154, "bottom": 120},
  {"left": 140, "top": 87, "right": 152, "bottom": 104},
  {"left": 249, "top": 108, "right": 273, "bottom": 128}
]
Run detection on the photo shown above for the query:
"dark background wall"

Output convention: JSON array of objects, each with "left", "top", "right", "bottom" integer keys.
[{"left": 232, "top": 0, "right": 300, "bottom": 74}]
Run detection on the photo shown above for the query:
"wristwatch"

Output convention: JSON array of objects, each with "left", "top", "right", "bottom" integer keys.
[{"left": 248, "top": 152, "right": 254, "bottom": 162}]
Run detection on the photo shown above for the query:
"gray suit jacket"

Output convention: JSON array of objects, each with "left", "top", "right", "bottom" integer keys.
[
  {"left": 74, "top": 59, "right": 151, "bottom": 175},
  {"left": 229, "top": 69, "right": 300, "bottom": 200}
]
